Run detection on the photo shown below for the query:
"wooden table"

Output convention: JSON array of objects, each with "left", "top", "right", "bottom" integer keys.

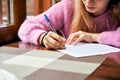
[{"left": 4, "top": 41, "right": 120, "bottom": 80}]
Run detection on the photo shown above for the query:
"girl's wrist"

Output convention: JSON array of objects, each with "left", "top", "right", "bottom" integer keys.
[
  {"left": 92, "top": 33, "right": 99, "bottom": 42},
  {"left": 39, "top": 32, "right": 48, "bottom": 46}
]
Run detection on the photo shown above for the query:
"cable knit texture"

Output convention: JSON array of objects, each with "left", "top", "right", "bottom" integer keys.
[
  {"left": 18, "top": 0, "right": 120, "bottom": 47},
  {"left": 18, "top": 0, "right": 74, "bottom": 45}
]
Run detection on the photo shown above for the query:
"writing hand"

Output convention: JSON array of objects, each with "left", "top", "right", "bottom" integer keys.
[
  {"left": 42, "top": 31, "right": 66, "bottom": 49},
  {"left": 66, "top": 31, "right": 99, "bottom": 45}
]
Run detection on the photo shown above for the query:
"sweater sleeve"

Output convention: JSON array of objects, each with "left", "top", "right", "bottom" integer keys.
[
  {"left": 98, "top": 27, "right": 120, "bottom": 47},
  {"left": 18, "top": 0, "right": 73, "bottom": 45}
]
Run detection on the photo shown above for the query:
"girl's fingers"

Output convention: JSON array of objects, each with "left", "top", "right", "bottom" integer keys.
[
  {"left": 66, "top": 32, "right": 80, "bottom": 44},
  {"left": 49, "top": 32, "right": 66, "bottom": 44},
  {"left": 43, "top": 31, "right": 66, "bottom": 49},
  {"left": 73, "top": 34, "right": 84, "bottom": 45}
]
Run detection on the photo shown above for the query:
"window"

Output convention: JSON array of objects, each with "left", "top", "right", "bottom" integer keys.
[
  {"left": 0, "top": 0, "right": 26, "bottom": 45},
  {"left": 26, "top": 0, "right": 34, "bottom": 19},
  {"left": 0, "top": 0, "right": 60, "bottom": 45},
  {"left": 0, "top": 0, "right": 14, "bottom": 26}
]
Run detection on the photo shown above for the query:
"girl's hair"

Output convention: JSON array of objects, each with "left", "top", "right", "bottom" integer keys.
[{"left": 70, "top": 0, "right": 120, "bottom": 34}]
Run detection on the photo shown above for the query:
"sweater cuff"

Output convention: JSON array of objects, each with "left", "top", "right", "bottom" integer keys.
[
  {"left": 98, "top": 31, "right": 114, "bottom": 45},
  {"left": 30, "top": 30, "right": 46, "bottom": 45}
]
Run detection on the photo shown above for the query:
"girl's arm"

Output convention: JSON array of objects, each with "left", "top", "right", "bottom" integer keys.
[
  {"left": 18, "top": 0, "right": 73, "bottom": 45},
  {"left": 98, "top": 27, "right": 120, "bottom": 47}
]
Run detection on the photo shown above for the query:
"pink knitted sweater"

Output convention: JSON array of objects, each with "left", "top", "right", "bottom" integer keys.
[{"left": 18, "top": 0, "right": 120, "bottom": 47}]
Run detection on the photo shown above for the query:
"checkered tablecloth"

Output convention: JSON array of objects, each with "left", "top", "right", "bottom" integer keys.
[{"left": 0, "top": 46, "right": 107, "bottom": 80}]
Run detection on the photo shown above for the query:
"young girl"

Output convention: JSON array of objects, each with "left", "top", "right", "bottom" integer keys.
[
  {"left": 18, "top": 0, "right": 120, "bottom": 49},
  {"left": 67, "top": 0, "right": 120, "bottom": 45}
]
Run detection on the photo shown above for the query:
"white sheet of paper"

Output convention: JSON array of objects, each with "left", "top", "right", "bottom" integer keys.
[{"left": 58, "top": 43, "right": 120, "bottom": 57}]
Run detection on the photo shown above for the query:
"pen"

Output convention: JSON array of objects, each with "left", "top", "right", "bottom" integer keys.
[{"left": 44, "top": 14, "right": 57, "bottom": 33}]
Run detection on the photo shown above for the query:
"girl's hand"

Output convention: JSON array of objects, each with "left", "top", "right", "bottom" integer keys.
[
  {"left": 66, "top": 31, "right": 99, "bottom": 45},
  {"left": 40, "top": 31, "right": 66, "bottom": 49}
]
